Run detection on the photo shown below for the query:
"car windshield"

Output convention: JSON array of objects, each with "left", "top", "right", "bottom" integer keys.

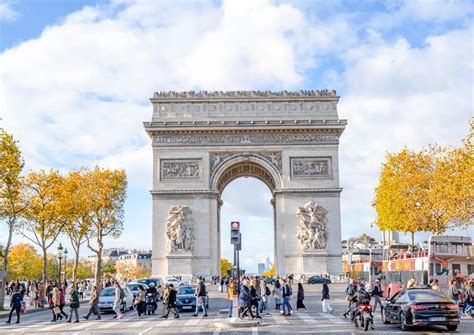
[
  {"left": 408, "top": 290, "right": 448, "bottom": 302},
  {"left": 178, "top": 287, "right": 195, "bottom": 295},
  {"left": 100, "top": 288, "right": 115, "bottom": 297},
  {"left": 127, "top": 284, "right": 140, "bottom": 291}
]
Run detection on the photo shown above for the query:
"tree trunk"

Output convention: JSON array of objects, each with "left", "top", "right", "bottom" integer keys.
[
  {"left": 42, "top": 246, "right": 48, "bottom": 283},
  {"left": 94, "top": 233, "right": 104, "bottom": 291},
  {"left": 1, "top": 219, "right": 15, "bottom": 309},
  {"left": 411, "top": 231, "right": 415, "bottom": 246},
  {"left": 73, "top": 252, "right": 80, "bottom": 286}
]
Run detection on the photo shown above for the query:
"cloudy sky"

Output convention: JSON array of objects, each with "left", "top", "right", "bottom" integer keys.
[{"left": 0, "top": 0, "right": 472, "bottom": 274}]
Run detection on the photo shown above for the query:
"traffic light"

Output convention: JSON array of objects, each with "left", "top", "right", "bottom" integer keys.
[{"left": 231, "top": 221, "right": 240, "bottom": 245}]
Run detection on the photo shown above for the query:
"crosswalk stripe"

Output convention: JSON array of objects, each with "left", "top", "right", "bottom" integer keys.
[
  {"left": 270, "top": 313, "right": 289, "bottom": 324},
  {"left": 160, "top": 319, "right": 176, "bottom": 327},
  {"left": 318, "top": 312, "right": 346, "bottom": 324},
  {"left": 297, "top": 312, "right": 318, "bottom": 324},
  {"left": 184, "top": 317, "right": 202, "bottom": 326},
  {"left": 35, "top": 323, "right": 67, "bottom": 331},
  {"left": 96, "top": 321, "right": 118, "bottom": 329}
]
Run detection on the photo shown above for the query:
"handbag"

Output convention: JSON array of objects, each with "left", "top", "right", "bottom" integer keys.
[
  {"left": 197, "top": 297, "right": 203, "bottom": 306},
  {"left": 52, "top": 306, "right": 61, "bottom": 315}
]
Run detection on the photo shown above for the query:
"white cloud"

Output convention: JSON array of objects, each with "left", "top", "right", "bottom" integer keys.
[{"left": 0, "top": 1, "right": 18, "bottom": 22}]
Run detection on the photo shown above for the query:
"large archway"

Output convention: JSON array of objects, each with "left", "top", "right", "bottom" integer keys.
[{"left": 144, "top": 90, "right": 346, "bottom": 279}]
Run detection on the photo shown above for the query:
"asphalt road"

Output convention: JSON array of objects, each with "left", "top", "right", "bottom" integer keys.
[{"left": 0, "top": 283, "right": 472, "bottom": 334}]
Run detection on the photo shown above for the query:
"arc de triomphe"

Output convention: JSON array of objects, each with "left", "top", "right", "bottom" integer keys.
[{"left": 144, "top": 90, "right": 346, "bottom": 278}]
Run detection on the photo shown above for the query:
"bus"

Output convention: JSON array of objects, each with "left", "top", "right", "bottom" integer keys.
[
  {"left": 343, "top": 248, "right": 383, "bottom": 288},
  {"left": 382, "top": 235, "right": 473, "bottom": 297}
]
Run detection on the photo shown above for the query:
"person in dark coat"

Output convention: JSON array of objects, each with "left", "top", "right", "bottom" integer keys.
[
  {"left": 238, "top": 279, "right": 254, "bottom": 319},
  {"left": 6, "top": 287, "right": 23, "bottom": 324},
  {"left": 296, "top": 282, "right": 306, "bottom": 311},
  {"left": 322, "top": 283, "right": 333, "bottom": 313},
  {"left": 164, "top": 284, "right": 180, "bottom": 319}
]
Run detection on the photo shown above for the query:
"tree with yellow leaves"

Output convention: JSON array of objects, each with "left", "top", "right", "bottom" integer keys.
[
  {"left": 261, "top": 264, "right": 275, "bottom": 278},
  {"left": 0, "top": 129, "right": 25, "bottom": 307},
  {"left": 17, "top": 169, "right": 67, "bottom": 281},
  {"left": 7, "top": 243, "right": 41, "bottom": 280},
  {"left": 63, "top": 168, "right": 91, "bottom": 285},
  {"left": 85, "top": 167, "right": 127, "bottom": 290},
  {"left": 220, "top": 258, "right": 233, "bottom": 277},
  {"left": 375, "top": 122, "right": 474, "bottom": 239}
]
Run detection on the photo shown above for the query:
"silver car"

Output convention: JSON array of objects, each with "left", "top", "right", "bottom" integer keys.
[{"left": 97, "top": 287, "right": 134, "bottom": 313}]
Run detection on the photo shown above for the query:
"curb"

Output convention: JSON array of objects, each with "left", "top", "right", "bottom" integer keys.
[{"left": 0, "top": 307, "right": 46, "bottom": 319}]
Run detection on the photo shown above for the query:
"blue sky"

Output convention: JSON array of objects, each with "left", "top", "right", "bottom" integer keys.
[{"left": 0, "top": 0, "right": 473, "bottom": 274}]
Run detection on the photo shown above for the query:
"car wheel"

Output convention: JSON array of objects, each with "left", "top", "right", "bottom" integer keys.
[
  {"left": 381, "top": 309, "right": 390, "bottom": 324},
  {"left": 399, "top": 312, "right": 409, "bottom": 331},
  {"left": 446, "top": 325, "right": 457, "bottom": 331}
]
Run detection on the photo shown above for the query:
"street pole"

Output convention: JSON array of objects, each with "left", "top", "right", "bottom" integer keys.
[
  {"left": 64, "top": 248, "right": 68, "bottom": 288},
  {"left": 58, "top": 255, "right": 62, "bottom": 288}
]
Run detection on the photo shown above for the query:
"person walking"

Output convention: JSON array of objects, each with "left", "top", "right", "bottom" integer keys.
[
  {"left": 259, "top": 279, "right": 271, "bottom": 315},
  {"left": 5, "top": 287, "right": 23, "bottom": 324},
  {"left": 250, "top": 279, "right": 261, "bottom": 318},
  {"left": 51, "top": 287, "right": 62, "bottom": 322},
  {"left": 227, "top": 279, "right": 235, "bottom": 317},
  {"left": 321, "top": 282, "right": 334, "bottom": 313},
  {"left": 192, "top": 278, "right": 208, "bottom": 317},
  {"left": 161, "top": 284, "right": 170, "bottom": 318},
  {"left": 273, "top": 280, "right": 283, "bottom": 311},
  {"left": 134, "top": 285, "right": 146, "bottom": 318},
  {"left": 281, "top": 278, "right": 292, "bottom": 316},
  {"left": 238, "top": 278, "right": 253, "bottom": 319},
  {"left": 370, "top": 278, "right": 382, "bottom": 314},
  {"left": 296, "top": 282, "right": 306, "bottom": 311},
  {"left": 431, "top": 279, "right": 440, "bottom": 291},
  {"left": 448, "top": 278, "right": 461, "bottom": 316},
  {"left": 112, "top": 282, "right": 124, "bottom": 320},
  {"left": 67, "top": 285, "right": 80, "bottom": 323},
  {"left": 164, "top": 284, "right": 180, "bottom": 319},
  {"left": 83, "top": 286, "right": 101, "bottom": 320},
  {"left": 59, "top": 288, "right": 68, "bottom": 320}
]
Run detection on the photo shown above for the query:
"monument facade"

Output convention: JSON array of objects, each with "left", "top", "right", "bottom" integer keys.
[{"left": 144, "top": 90, "right": 346, "bottom": 278}]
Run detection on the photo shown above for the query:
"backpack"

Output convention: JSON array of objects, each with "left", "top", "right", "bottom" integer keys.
[
  {"left": 265, "top": 286, "right": 271, "bottom": 296},
  {"left": 120, "top": 288, "right": 125, "bottom": 300}
]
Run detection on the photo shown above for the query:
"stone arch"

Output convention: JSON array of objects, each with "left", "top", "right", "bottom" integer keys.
[{"left": 210, "top": 154, "right": 282, "bottom": 194}]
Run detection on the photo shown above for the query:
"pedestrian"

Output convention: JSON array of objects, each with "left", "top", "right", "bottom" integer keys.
[
  {"left": 30, "top": 281, "right": 37, "bottom": 307},
  {"left": 161, "top": 284, "right": 170, "bottom": 318},
  {"left": 259, "top": 279, "right": 271, "bottom": 315},
  {"left": 59, "top": 288, "right": 68, "bottom": 320},
  {"left": 238, "top": 278, "right": 253, "bottom": 319},
  {"left": 281, "top": 278, "right": 292, "bottom": 316},
  {"left": 322, "top": 282, "right": 334, "bottom": 313},
  {"left": 273, "top": 279, "right": 282, "bottom": 311},
  {"left": 134, "top": 285, "right": 146, "bottom": 318},
  {"left": 370, "top": 278, "right": 382, "bottom": 314},
  {"left": 51, "top": 287, "right": 62, "bottom": 322},
  {"left": 250, "top": 278, "right": 261, "bottom": 318},
  {"left": 83, "top": 285, "right": 101, "bottom": 320},
  {"left": 296, "top": 282, "right": 306, "bottom": 311},
  {"left": 67, "top": 284, "right": 80, "bottom": 323},
  {"left": 448, "top": 278, "right": 461, "bottom": 316},
  {"left": 464, "top": 279, "right": 474, "bottom": 316},
  {"left": 165, "top": 284, "right": 180, "bottom": 319},
  {"left": 227, "top": 279, "right": 235, "bottom": 317},
  {"left": 5, "top": 287, "right": 22, "bottom": 324},
  {"left": 431, "top": 279, "right": 440, "bottom": 291},
  {"left": 112, "top": 282, "right": 124, "bottom": 320},
  {"left": 406, "top": 277, "right": 416, "bottom": 289},
  {"left": 39, "top": 282, "right": 46, "bottom": 308},
  {"left": 192, "top": 278, "right": 208, "bottom": 317}
]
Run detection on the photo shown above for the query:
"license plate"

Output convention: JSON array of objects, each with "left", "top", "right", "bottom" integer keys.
[
  {"left": 429, "top": 317, "right": 445, "bottom": 322},
  {"left": 182, "top": 306, "right": 192, "bottom": 310}
]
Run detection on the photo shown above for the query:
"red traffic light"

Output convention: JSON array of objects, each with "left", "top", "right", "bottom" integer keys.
[{"left": 231, "top": 221, "right": 240, "bottom": 232}]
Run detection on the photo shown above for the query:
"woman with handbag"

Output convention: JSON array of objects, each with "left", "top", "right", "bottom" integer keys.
[
  {"left": 51, "top": 287, "right": 62, "bottom": 322},
  {"left": 135, "top": 285, "right": 146, "bottom": 318},
  {"left": 67, "top": 284, "right": 80, "bottom": 323}
]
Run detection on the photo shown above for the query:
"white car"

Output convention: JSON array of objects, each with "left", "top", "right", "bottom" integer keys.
[
  {"left": 165, "top": 277, "right": 186, "bottom": 287},
  {"left": 97, "top": 286, "right": 134, "bottom": 313}
]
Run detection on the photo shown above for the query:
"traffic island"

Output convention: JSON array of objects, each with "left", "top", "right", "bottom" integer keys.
[{"left": 214, "top": 316, "right": 261, "bottom": 329}]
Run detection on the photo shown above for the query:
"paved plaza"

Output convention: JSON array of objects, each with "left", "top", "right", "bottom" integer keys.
[{"left": 1, "top": 284, "right": 472, "bottom": 334}]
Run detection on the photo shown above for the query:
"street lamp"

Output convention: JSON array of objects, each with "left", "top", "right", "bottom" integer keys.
[
  {"left": 57, "top": 243, "right": 63, "bottom": 288},
  {"left": 63, "top": 248, "right": 68, "bottom": 288}
]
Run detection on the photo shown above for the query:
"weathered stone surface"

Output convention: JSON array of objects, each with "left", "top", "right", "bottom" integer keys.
[{"left": 144, "top": 90, "right": 346, "bottom": 278}]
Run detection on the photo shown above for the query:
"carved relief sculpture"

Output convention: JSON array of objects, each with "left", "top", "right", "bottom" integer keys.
[
  {"left": 291, "top": 158, "right": 330, "bottom": 178},
  {"left": 161, "top": 160, "right": 200, "bottom": 179},
  {"left": 295, "top": 200, "right": 328, "bottom": 250},
  {"left": 166, "top": 205, "right": 194, "bottom": 253}
]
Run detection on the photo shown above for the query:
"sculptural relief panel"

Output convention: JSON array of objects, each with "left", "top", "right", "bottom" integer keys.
[
  {"left": 290, "top": 157, "right": 332, "bottom": 179},
  {"left": 166, "top": 205, "right": 194, "bottom": 253},
  {"left": 295, "top": 200, "right": 328, "bottom": 250},
  {"left": 160, "top": 159, "right": 202, "bottom": 180}
]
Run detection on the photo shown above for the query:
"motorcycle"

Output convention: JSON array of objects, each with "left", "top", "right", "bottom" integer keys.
[
  {"left": 145, "top": 293, "right": 156, "bottom": 315},
  {"left": 354, "top": 301, "right": 374, "bottom": 331}
]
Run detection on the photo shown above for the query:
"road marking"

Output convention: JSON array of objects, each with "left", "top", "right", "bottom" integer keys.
[
  {"left": 184, "top": 317, "right": 202, "bottom": 326},
  {"left": 96, "top": 321, "right": 118, "bottom": 329},
  {"left": 252, "top": 326, "right": 258, "bottom": 334},
  {"left": 138, "top": 326, "right": 154, "bottom": 335},
  {"left": 36, "top": 323, "right": 68, "bottom": 331},
  {"left": 297, "top": 312, "right": 318, "bottom": 324},
  {"left": 318, "top": 312, "right": 346, "bottom": 324},
  {"left": 271, "top": 313, "right": 290, "bottom": 324},
  {"left": 160, "top": 319, "right": 176, "bottom": 327}
]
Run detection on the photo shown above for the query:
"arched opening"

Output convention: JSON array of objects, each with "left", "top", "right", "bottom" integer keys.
[
  {"left": 219, "top": 177, "right": 274, "bottom": 276},
  {"left": 214, "top": 159, "right": 279, "bottom": 277}
]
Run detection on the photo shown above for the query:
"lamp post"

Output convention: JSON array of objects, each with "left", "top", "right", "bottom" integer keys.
[
  {"left": 64, "top": 248, "right": 68, "bottom": 288},
  {"left": 57, "top": 243, "right": 63, "bottom": 288}
]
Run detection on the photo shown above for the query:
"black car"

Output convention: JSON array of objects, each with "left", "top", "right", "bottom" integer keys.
[
  {"left": 175, "top": 285, "right": 209, "bottom": 312},
  {"left": 259, "top": 276, "right": 276, "bottom": 285},
  {"left": 307, "top": 276, "right": 331, "bottom": 284},
  {"left": 382, "top": 288, "right": 460, "bottom": 331}
]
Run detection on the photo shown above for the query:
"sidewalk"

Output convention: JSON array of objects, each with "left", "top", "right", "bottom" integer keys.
[{"left": 0, "top": 295, "right": 44, "bottom": 319}]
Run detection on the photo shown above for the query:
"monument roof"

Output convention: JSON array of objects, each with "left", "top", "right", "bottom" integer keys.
[{"left": 151, "top": 90, "right": 338, "bottom": 102}]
